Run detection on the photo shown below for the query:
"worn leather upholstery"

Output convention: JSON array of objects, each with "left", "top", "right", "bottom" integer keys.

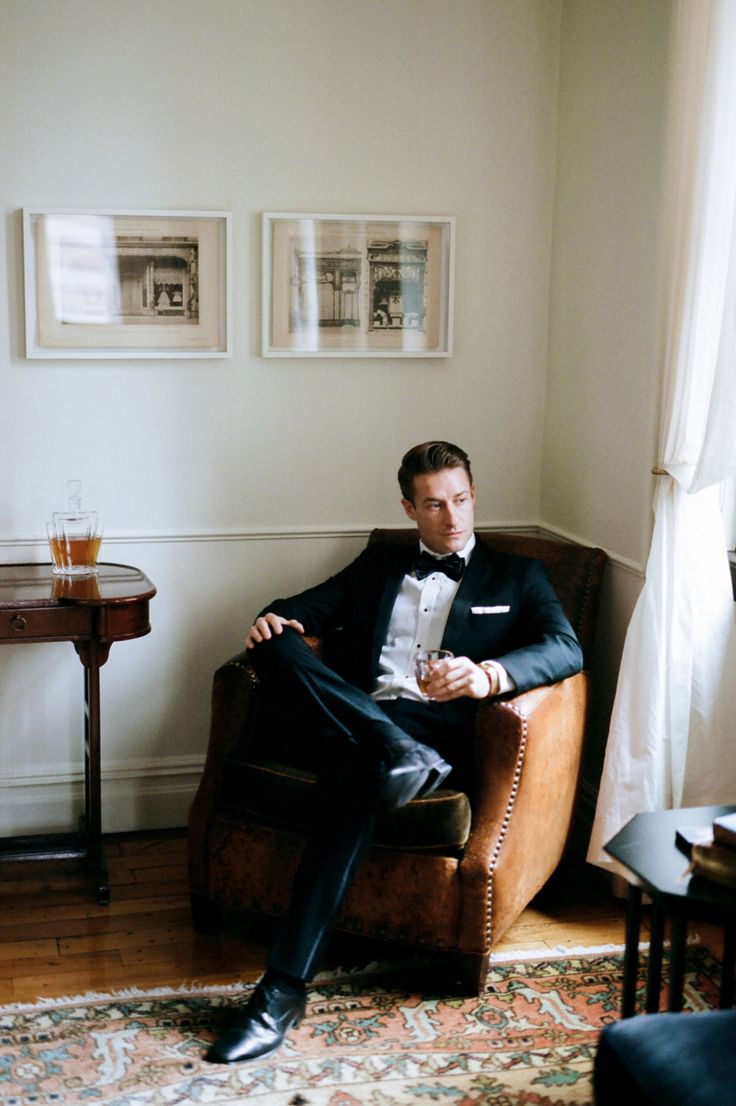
[{"left": 188, "top": 530, "right": 606, "bottom": 992}]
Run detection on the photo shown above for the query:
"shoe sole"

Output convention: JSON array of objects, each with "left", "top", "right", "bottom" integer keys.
[
  {"left": 414, "top": 760, "right": 452, "bottom": 798},
  {"left": 379, "top": 756, "right": 451, "bottom": 810},
  {"left": 205, "top": 1009, "right": 304, "bottom": 1064}
]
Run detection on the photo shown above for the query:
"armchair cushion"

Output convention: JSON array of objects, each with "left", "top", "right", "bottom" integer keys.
[{"left": 220, "top": 758, "right": 472, "bottom": 852}]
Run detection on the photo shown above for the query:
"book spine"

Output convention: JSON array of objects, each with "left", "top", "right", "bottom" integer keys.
[
  {"left": 712, "top": 824, "right": 736, "bottom": 851},
  {"left": 691, "top": 842, "right": 736, "bottom": 889}
]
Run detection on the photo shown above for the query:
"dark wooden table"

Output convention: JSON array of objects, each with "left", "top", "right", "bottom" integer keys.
[
  {"left": 0, "top": 562, "right": 156, "bottom": 903},
  {"left": 605, "top": 804, "right": 736, "bottom": 1017}
]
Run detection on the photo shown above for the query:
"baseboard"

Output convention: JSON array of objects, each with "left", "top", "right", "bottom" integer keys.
[{"left": 0, "top": 757, "right": 204, "bottom": 836}]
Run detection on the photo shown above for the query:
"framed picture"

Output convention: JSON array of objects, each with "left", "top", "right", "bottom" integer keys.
[
  {"left": 262, "top": 212, "right": 455, "bottom": 357},
  {"left": 23, "top": 209, "right": 231, "bottom": 358}
]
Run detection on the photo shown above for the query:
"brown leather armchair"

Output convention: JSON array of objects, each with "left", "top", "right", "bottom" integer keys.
[{"left": 188, "top": 530, "right": 606, "bottom": 992}]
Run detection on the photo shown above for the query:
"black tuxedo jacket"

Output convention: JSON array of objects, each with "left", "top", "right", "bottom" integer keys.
[{"left": 264, "top": 537, "right": 583, "bottom": 697}]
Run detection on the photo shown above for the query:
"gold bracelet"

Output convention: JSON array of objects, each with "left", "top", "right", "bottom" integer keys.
[{"left": 479, "top": 661, "right": 500, "bottom": 698}]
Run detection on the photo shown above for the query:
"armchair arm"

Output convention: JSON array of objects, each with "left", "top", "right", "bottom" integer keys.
[
  {"left": 188, "top": 636, "right": 326, "bottom": 884},
  {"left": 190, "top": 650, "right": 259, "bottom": 815},
  {"left": 193, "top": 636, "right": 326, "bottom": 802},
  {"left": 458, "top": 671, "right": 589, "bottom": 953}
]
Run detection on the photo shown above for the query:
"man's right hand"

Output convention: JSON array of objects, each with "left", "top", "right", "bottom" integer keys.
[{"left": 245, "top": 612, "right": 306, "bottom": 649}]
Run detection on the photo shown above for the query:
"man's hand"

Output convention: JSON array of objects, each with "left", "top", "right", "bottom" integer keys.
[
  {"left": 245, "top": 612, "right": 305, "bottom": 649},
  {"left": 424, "top": 656, "right": 492, "bottom": 701}
]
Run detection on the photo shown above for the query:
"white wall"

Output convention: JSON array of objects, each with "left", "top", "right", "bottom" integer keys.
[
  {"left": 542, "top": 0, "right": 674, "bottom": 841},
  {"left": 544, "top": 0, "right": 671, "bottom": 562},
  {"left": 1, "top": 0, "right": 569, "bottom": 832}
]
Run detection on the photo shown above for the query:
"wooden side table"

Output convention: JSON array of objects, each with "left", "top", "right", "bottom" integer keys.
[
  {"left": 605, "top": 805, "right": 736, "bottom": 1017},
  {"left": 0, "top": 563, "right": 156, "bottom": 903}
]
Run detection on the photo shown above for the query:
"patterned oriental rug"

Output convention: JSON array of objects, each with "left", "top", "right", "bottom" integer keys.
[{"left": 0, "top": 945, "right": 721, "bottom": 1106}]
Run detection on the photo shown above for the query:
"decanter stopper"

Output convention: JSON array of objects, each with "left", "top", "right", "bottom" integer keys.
[{"left": 67, "top": 479, "right": 83, "bottom": 512}]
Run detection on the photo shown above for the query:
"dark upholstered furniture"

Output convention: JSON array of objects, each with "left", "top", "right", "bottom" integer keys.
[
  {"left": 594, "top": 1010, "right": 736, "bottom": 1105},
  {"left": 188, "top": 529, "right": 606, "bottom": 992}
]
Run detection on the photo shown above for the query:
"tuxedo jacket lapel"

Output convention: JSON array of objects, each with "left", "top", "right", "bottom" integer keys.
[
  {"left": 370, "top": 543, "right": 417, "bottom": 674},
  {"left": 441, "top": 541, "right": 493, "bottom": 656}
]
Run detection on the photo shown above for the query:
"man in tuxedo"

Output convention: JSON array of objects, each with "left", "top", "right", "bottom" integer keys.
[{"left": 206, "top": 440, "right": 583, "bottom": 1064}]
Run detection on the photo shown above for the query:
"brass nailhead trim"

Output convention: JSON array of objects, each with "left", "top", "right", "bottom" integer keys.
[{"left": 485, "top": 705, "right": 529, "bottom": 950}]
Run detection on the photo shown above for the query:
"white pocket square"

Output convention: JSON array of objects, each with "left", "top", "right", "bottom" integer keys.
[{"left": 471, "top": 605, "right": 510, "bottom": 614}]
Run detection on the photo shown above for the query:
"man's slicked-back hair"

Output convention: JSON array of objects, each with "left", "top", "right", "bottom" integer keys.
[{"left": 398, "top": 441, "right": 473, "bottom": 502}]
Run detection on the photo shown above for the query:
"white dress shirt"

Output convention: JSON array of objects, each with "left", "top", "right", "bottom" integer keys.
[
  {"left": 372, "top": 535, "right": 515, "bottom": 702},
  {"left": 367, "top": 535, "right": 462, "bottom": 701}
]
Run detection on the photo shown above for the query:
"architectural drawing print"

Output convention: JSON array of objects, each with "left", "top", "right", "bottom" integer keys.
[
  {"left": 58, "top": 232, "right": 200, "bottom": 325},
  {"left": 24, "top": 209, "right": 230, "bottom": 357},
  {"left": 264, "top": 213, "right": 454, "bottom": 358},
  {"left": 368, "top": 239, "right": 428, "bottom": 331},
  {"left": 290, "top": 243, "right": 361, "bottom": 331}
]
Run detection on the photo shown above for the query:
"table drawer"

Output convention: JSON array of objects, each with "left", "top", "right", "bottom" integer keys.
[{"left": 0, "top": 606, "right": 92, "bottom": 641}]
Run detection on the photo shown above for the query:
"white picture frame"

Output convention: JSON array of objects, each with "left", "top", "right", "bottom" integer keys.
[
  {"left": 23, "top": 208, "right": 231, "bottom": 358},
  {"left": 262, "top": 212, "right": 455, "bottom": 357}
]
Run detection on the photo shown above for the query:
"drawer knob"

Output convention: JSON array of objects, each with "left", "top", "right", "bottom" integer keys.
[{"left": 11, "top": 615, "right": 27, "bottom": 632}]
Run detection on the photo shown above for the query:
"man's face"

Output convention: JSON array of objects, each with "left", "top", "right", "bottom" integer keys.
[{"left": 401, "top": 466, "right": 476, "bottom": 555}]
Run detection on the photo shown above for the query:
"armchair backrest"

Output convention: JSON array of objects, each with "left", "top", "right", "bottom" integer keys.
[{"left": 368, "top": 528, "right": 607, "bottom": 669}]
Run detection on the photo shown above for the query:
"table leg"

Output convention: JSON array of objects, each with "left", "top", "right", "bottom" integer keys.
[
  {"left": 82, "top": 643, "right": 110, "bottom": 905},
  {"left": 83, "top": 666, "right": 92, "bottom": 843},
  {"left": 622, "top": 884, "right": 642, "bottom": 1018},
  {"left": 646, "top": 898, "right": 665, "bottom": 1013},
  {"left": 720, "top": 925, "right": 735, "bottom": 1009},
  {"left": 668, "top": 914, "right": 687, "bottom": 1012}
]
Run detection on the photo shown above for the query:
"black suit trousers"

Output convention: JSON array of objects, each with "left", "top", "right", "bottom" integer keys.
[{"left": 248, "top": 628, "right": 477, "bottom": 981}]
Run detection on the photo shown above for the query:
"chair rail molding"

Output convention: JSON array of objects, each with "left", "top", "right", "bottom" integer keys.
[{"left": 0, "top": 520, "right": 640, "bottom": 577}]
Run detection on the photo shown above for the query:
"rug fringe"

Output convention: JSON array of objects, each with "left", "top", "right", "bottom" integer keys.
[
  {"left": 489, "top": 942, "right": 629, "bottom": 962},
  {"left": 489, "top": 932, "right": 703, "bottom": 964},
  {"left": 0, "top": 935, "right": 704, "bottom": 1015},
  {"left": 0, "top": 980, "right": 251, "bottom": 1014}
]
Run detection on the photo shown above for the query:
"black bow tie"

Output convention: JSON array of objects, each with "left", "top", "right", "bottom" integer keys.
[{"left": 414, "top": 551, "right": 465, "bottom": 582}]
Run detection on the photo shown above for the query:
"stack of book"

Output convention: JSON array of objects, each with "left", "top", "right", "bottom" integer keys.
[{"left": 676, "top": 812, "right": 736, "bottom": 890}]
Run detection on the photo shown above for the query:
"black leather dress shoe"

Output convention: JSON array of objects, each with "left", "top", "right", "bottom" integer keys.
[
  {"left": 205, "top": 978, "right": 306, "bottom": 1064},
  {"left": 378, "top": 749, "right": 452, "bottom": 810}
]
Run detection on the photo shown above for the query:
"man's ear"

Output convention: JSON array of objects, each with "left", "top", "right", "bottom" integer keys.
[{"left": 401, "top": 497, "right": 417, "bottom": 522}]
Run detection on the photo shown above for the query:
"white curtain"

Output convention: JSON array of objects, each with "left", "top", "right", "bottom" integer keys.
[{"left": 588, "top": 0, "right": 736, "bottom": 865}]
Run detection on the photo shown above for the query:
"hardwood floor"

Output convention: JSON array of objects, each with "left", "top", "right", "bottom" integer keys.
[{"left": 0, "top": 830, "right": 717, "bottom": 1005}]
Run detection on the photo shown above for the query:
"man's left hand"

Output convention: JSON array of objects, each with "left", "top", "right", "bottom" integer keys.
[{"left": 425, "top": 656, "right": 492, "bottom": 701}]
